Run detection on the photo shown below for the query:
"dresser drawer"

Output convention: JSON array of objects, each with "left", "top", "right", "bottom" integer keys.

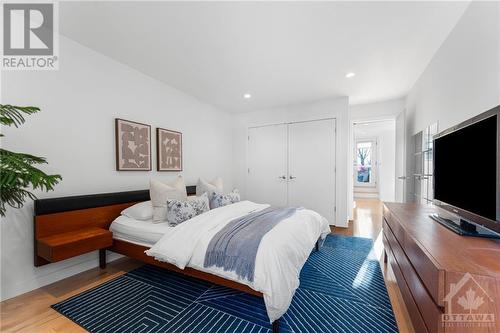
[
  {"left": 383, "top": 221, "right": 443, "bottom": 333},
  {"left": 383, "top": 233, "right": 429, "bottom": 333},
  {"left": 383, "top": 211, "right": 405, "bottom": 244},
  {"left": 384, "top": 211, "right": 445, "bottom": 307},
  {"left": 402, "top": 232, "right": 445, "bottom": 306}
]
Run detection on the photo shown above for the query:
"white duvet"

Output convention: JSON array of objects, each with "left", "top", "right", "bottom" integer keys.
[{"left": 145, "top": 200, "right": 330, "bottom": 322}]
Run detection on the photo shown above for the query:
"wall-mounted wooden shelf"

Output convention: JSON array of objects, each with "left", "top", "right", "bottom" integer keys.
[{"left": 37, "top": 227, "right": 112, "bottom": 263}]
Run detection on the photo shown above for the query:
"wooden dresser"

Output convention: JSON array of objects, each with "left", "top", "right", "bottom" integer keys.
[{"left": 382, "top": 203, "right": 500, "bottom": 333}]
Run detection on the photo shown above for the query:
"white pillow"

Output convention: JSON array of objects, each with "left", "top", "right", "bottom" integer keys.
[
  {"left": 196, "top": 177, "right": 223, "bottom": 200},
  {"left": 121, "top": 201, "right": 153, "bottom": 221},
  {"left": 150, "top": 176, "right": 188, "bottom": 222}
]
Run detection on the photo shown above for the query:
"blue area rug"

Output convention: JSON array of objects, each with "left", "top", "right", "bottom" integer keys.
[{"left": 52, "top": 235, "right": 398, "bottom": 333}]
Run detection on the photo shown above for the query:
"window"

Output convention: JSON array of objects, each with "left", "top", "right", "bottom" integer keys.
[{"left": 356, "top": 141, "right": 373, "bottom": 183}]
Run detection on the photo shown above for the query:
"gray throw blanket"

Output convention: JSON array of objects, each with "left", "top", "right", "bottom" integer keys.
[{"left": 204, "top": 207, "right": 298, "bottom": 282}]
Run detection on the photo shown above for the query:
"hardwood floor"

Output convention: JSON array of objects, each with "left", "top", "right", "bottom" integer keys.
[
  {"left": 1, "top": 199, "right": 415, "bottom": 333},
  {"left": 0, "top": 259, "right": 143, "bottom": 333}
]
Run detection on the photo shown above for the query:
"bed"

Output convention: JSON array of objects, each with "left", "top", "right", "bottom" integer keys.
[
  {"left": 34, "top": 187, "right": 330, "bottom": 333},
  {"left": 110, "top": 215, "right": 169, "bottom": 245}
]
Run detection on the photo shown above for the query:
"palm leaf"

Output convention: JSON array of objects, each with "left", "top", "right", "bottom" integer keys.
[
  {"left": 0, "top": 105, "right": 61, "bottom": 217},
  {"left": 0, "top": 104, "right": 40, "bottom": 127}
]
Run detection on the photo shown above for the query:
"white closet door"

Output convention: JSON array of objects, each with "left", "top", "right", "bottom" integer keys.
[
  {"left": 247, "top": 124, "right": 288, "bottom": 206},
  {"left": 288, "top": 119, "right": 336, "bottom": 224}
]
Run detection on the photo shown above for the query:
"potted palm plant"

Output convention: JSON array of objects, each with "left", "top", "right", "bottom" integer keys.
[{"left": 0, "top": 104, "right": 62, "bottom": 217}]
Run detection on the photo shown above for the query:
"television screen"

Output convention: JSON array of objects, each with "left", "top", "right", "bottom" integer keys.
[{"left": 434, "top": 114, "right": 497, "bottom": 222}]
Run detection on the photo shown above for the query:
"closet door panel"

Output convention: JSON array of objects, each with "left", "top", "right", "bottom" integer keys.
[
  {"left": 247, "top": 124, "right": 288, "bottom": 207},
  {"left": 288, "top": 119, "right": 336, "bottom": 224}
]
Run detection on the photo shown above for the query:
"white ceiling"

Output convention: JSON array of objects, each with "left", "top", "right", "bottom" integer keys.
[{"left": 60, "top": 1, "right": 469, "bottom": 113}]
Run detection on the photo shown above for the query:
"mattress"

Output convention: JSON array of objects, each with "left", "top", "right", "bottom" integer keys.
[{"left": 109, "top": 215, "right": 171, "bottom": 246}]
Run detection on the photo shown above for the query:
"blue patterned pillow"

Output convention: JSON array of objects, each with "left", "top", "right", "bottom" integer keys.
[
  {"left": 187, "top": 193, "right": 210, "bottom": 215},
  {"left": 166, "top": 193, "right": 209, "bottom": 226},
  {"left": 209, "top": 189, "right": 240, "bottom": 209}
]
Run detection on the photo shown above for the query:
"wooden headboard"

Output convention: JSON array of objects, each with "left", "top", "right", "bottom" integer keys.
[{"left": 33, "top": 186, "right": 196, "bottom": 266}]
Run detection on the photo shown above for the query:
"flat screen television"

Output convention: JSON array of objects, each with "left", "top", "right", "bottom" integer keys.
[{"left": 433, "top": 105, "right": 500, "bottom": 237}]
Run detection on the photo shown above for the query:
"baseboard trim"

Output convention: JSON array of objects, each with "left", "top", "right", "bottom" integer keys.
[{"left": 1, "top": 252, "right": 122, "bottom": 301}]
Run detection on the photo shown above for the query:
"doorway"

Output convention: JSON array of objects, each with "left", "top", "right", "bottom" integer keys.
[{"left": 353, "top": 120, "right": 396, "bottom": 201}]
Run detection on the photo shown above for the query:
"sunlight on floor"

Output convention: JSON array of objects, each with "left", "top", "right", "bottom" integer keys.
[
  {"left": 355, "top": 208, "right": 375, "bottom": 238},
  {"left": 351, "top": 199, "right": 385, "bottom": 289},
  {"left": 352, "top": 232, "right": 384, "bottom": 289},
  {"left": 344, "top": 199, "right": 415, "bottom": 333},
  {"left": 352, "top": 255, "right": 374, "bottom": 289},
  {"left": 373, "top": 231, "right": 384, "bottom": 260},
  {"left": 352, "top": 199, "right": 383, "bottom": 240}
]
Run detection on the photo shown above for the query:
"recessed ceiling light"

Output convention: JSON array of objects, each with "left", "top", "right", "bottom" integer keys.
[
  {"left": 243, "top": 93, "right": 252, "bottom": 99},
  {"left": 345, "top": 72, "right": 356, "bottom": 78}
]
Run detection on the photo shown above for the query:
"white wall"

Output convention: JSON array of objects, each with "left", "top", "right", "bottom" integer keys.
[
  {"left": 406, "top": 1, "right": 500, "bottom": 137},
  {"left": 350, "top": 98, "right": 405, "bottom": 122},
  {"left": 232, "top": 97, "right": 350, "bottom": 227},
  {"left": 353, "top": 121, "right": 396, "bottom": 202},
  {"left": 0, "top": 36, "right": 234, "bottom": 300}
]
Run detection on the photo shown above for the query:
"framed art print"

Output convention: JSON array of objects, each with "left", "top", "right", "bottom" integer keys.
[
  {"left": 115, "top": 118, "right": 151, "bottom": 171},
  {"left": 157, "top": 127, "right": 182, "bottom": 171}
]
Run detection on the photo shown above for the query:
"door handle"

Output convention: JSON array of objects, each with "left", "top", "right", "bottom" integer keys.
[
  {"left": 397, "top": 176, "right": 408, "bottom": 180},
  {"left": 289, "top": 175, "right": 297, "bottom": 180},
  {"left": 278, "top": 175, "right": 286, "bottom": 180}
]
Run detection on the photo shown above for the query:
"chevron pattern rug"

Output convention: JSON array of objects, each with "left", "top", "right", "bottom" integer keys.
[{"left": 52, "top": 235, "right": 398, "bottom": 333}]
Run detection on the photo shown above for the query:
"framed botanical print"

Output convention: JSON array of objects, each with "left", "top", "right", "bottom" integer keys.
[
  {"left": 156, "top": 127, "right": 182, "bottom": 171},
  {"left": 115, "top": 118, "right": 151, "bottom": 171}
]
